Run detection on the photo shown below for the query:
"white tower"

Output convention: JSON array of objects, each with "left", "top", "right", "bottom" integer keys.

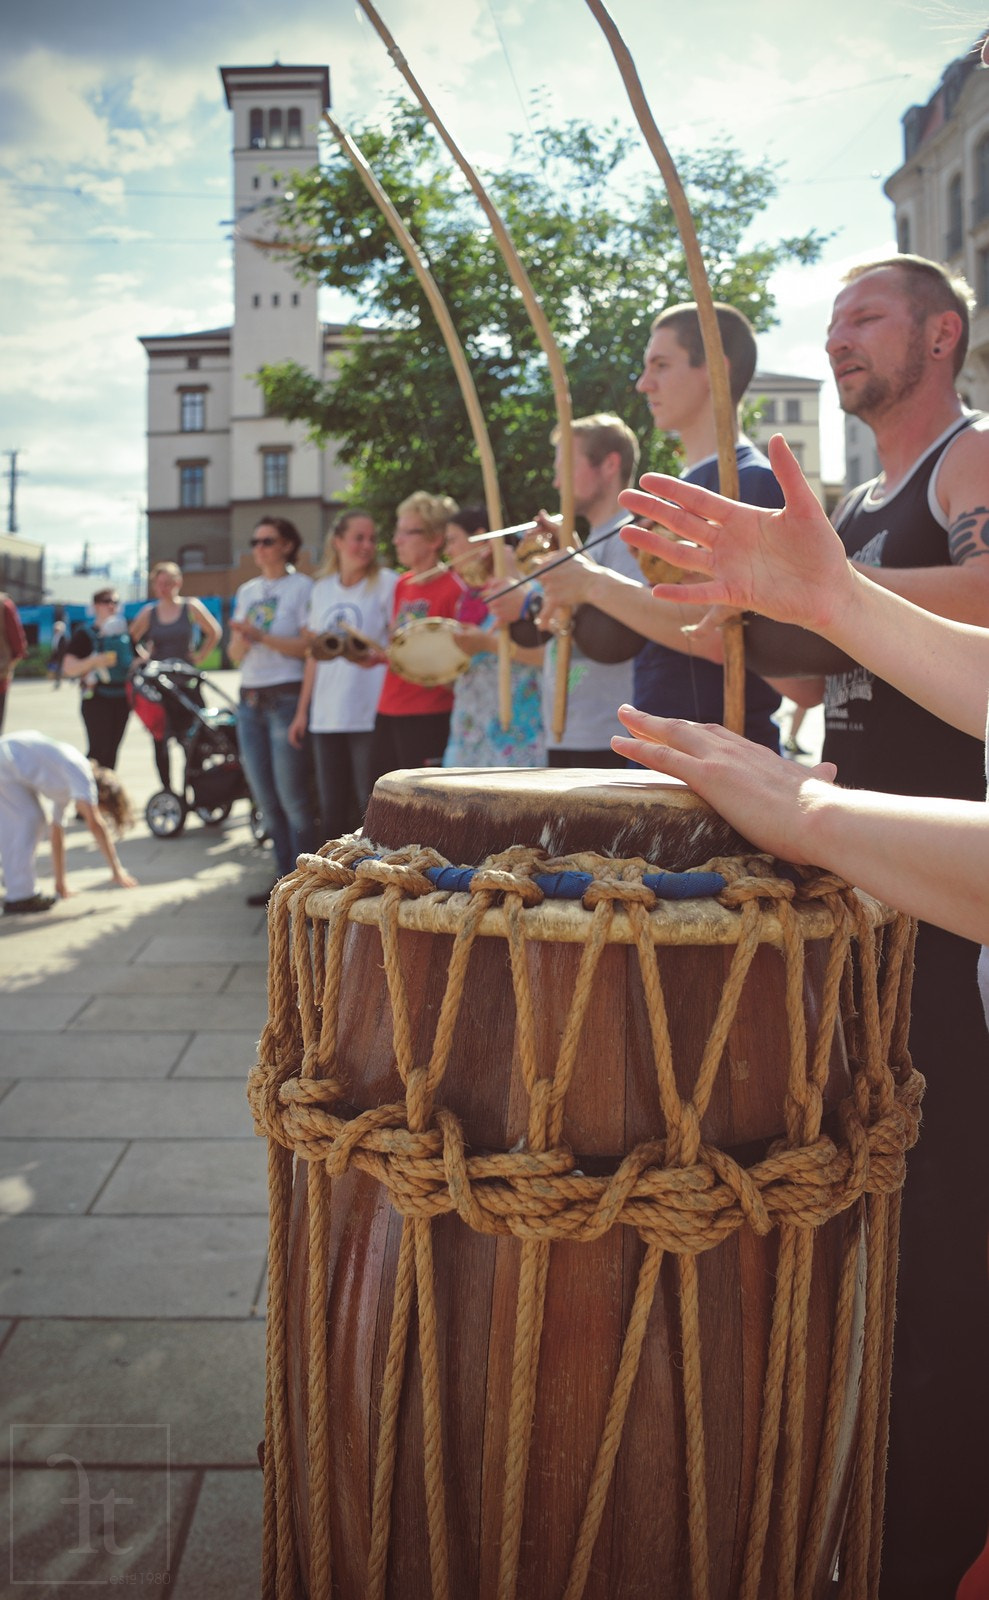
[
  {"left": 221, "top": 64, "right": 333, "bottom": 549},
  {"left": 142, "top": 63, "right": 350, "bottom": 585}
]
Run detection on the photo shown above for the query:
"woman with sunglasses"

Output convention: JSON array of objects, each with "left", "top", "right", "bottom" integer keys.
[
  {"left": 61, "top": 587, "right": 135, "bottom": 769},
  {"left": 229, "top": 516, "right": 316, "bottom": 906}
]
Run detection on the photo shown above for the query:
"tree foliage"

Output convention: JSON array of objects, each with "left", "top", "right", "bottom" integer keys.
[{"left": 257, "top": 103, "right": 826, "bottom": 529}]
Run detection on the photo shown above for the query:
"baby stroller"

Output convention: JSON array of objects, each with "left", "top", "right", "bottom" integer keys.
[{"left": 129, "top": 658, "right": 264, "bottom": 840}]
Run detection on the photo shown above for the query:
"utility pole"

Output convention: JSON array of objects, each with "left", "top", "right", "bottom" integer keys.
[{"left": 3, "top": 450, "right": 23, "bottom": 533}]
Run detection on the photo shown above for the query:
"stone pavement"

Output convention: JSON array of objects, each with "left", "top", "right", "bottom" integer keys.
[{"left": 1, "top": 675, "right": 277, "bottom": 1597}]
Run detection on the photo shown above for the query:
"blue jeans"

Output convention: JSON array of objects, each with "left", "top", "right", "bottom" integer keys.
[{"left": 237, "top": 685, "right": 316, "bottom": 878}]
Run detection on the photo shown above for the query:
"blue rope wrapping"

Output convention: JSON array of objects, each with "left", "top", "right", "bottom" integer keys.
[{"left": 349, "top": 855, "right": 726, "bottom": 901}]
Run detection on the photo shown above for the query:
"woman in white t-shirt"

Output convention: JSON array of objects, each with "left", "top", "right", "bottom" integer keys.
[
  {"left": 229, "top": 516, "right": 317, "bottom": 905},
  {"left": 289, "top": 510, "right": 397, "bottom": 839}
]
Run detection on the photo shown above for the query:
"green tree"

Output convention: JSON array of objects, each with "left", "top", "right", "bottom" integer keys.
[{"left": 258, "top": 103, "right": 825, "bottom": 531}]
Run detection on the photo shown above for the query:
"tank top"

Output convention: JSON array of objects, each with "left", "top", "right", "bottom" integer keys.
[
  {"left": 145, "top": 603, "right": 195, "bottom": 662},
  {"left": 823, "top": 416, "right": 986, "bottom": 800}
]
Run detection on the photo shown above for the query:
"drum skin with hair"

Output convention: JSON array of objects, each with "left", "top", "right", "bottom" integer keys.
[{"left": 253, "top": 768, "right": 919, "bottom": 1600}]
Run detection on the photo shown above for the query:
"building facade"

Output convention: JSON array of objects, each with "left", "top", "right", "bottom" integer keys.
[
  {"left": 884, "top": 31, "right": 989, "bottom": 411},
  {"left": 746, "top": 371, "right": 824, "bottom": 503},
  {"left": 140, "top": 64, "right": 351, "bottom": 591}
]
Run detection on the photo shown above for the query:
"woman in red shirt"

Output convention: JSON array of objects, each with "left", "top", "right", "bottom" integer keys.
[{"left": 369, "top": 490, "right": 462, "bottom": 780}]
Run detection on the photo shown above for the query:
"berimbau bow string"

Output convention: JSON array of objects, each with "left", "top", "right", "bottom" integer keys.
[
  {"left": 323, "top": 113, "right": 513, "bottom": 730},
  {"left": 585, "top": 0, "right": 747, "bottom": 736},
  {"left": 354, "top": 0, "right": 579, "bottom": 744}
]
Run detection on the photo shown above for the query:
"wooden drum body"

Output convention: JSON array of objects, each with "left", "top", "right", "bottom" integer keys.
[{"left": 251, "top": 769, "right": 920, "bottom": 1600}]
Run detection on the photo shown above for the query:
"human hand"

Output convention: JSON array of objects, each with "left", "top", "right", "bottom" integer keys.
[
  {"left": 618, "top": 435, "right": 852, "bottom": 633},
  {"left": 611, "top": 703, "right": 838, "bottom": 866},
  {"left": 452, "top": 625, "right": 493, "bottom": 657},
  {"left": 483, "top": 578, "right": 527, "bottom": 626},
  {"left": 287, "top": 714, "right": 307, "bottom": 748},
  {"left": 533, "top": 549, "right": 594, "bottom": 631}
]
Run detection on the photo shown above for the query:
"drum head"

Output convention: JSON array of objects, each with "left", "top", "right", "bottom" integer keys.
[{"left": 390, "top": 616, "right": 470, "bottom": 687}]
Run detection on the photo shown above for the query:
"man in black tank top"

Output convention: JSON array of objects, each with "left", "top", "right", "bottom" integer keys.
[
  {"left": 619, "top": 256, "right": 989, "bottom": 1599},
  {"left": 808, "top": 260, "right": 989, "bottom": 1600}
]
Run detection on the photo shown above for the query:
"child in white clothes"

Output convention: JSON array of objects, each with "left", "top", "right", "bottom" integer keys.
[{"left": 0, "top": 730, "right": 138, "bottom": 913}]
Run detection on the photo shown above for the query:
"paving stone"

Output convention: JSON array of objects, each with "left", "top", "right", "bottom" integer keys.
[
  {"left": 173, "top": 1469, "right": 264, "bottom": 1596},
  {"left": 94, "top": 1140, "right": 267, "bottom": 1215},
  {"left": 136, "top": 936, "right": 266, "bottom": 966},
  {"left": 1, "top": 1320, "right": 266, "bottom": 1464},
  {"left": 0, "top": 1216, "right": 267, "bottom": 1316},
  {"left": 0, "top": 1080, "right": 255, "bottom": 1140},
  {"left": 0, "top": 993, "right": 90, "bottom": 1031},
  {"left": 173, "top": 1032, "right": 260, "bottom": 1078},
  {"left": 0, "top": 1033, "right": 187, "bottom": 1079},
  {"left": 0, "top": 1139, "right": 125, "bottom": 1214},
  {"left": 6, "top": 964, "right": 235, "bottom": 996},
  {"left": 71, "top": 993, "right": 268, "bottom": 1033},
  {"left": 224, "top": 962, "right": 268, "bottom": 994},
  {"left": 3, "top": 1457, "right": 194, "bottom": 1587}
]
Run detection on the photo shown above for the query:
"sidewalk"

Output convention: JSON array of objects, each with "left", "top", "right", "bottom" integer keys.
[{"left": 1, "top": 676, "right": 276, "bottom": 1597}]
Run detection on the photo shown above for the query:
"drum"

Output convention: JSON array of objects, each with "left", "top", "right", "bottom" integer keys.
[
  {"left": 309, "top": 631, "right": 347, "bottom": 662},
  {"left": 250, "top": 769, "right": 920, "bottom": 1600},
  {"left": 310, "top": 629, "right": 379, "bottom": 666},
  {"left": 390, "top": 616, "right": 471, "bottom": 687}
]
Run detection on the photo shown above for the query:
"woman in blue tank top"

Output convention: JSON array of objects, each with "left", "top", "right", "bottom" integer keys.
[{"left": 130, "top": 562, "right": 222, "bottom": 791}]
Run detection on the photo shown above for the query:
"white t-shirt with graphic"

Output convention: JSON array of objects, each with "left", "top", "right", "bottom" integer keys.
[
  {"left": 233, "top": 571, "right": 312, "bottom": 689},
  {"left": 306, "top": 569, "right": 398, "bottom": 732}
]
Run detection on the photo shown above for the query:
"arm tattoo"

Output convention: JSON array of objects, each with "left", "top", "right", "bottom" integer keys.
[{"left": 948, "top": 506, "right": 989, "bottom": 564}]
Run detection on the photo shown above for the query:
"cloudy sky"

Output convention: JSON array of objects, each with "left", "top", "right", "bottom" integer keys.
[{"left": 0, "top": 0, "right": 982, "bottom": 581}]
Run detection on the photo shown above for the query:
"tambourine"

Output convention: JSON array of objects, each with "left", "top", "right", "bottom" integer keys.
[{"left": 389, "top": 616, "right": 471, "bottom": 687}]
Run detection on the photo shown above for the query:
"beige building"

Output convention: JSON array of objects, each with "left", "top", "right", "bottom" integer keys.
[
  {"left": 140, "top": 64, "right": 351, "bottom": 589},
  {"left": 746, "top": 371, "right": 823, "bottom": 503},
  {"left": 884, "top": 30, "right": 989, "bottom": 410}
]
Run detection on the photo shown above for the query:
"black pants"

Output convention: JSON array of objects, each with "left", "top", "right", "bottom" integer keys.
[
  {"left": 81, "top": 691, "right": 130, "bottom": 770},
  {"left": 879, "top": 921, "right": 989, "bottom": 1599},
  {"left": 547, "top": 747, "right": 627, "bottom": 768},
  {"left": 312, "top": 730, "right": 375, "bottom": 841},
  {"left": 370, "top": 712, "right": 451, "bottom": 790}
]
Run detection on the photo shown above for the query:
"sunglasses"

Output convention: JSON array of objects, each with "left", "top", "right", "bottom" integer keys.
[
  {"left": 94, "top": 598, "right": 119, "bottom": 606},
  {"left": 251, "top": 536, "right": 279, "bottom": 548}
]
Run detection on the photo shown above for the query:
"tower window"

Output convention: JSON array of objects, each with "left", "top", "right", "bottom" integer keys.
[
  {"left": 186, "top": 356, "right": 200, "bottom": 370},
  {"left": 262, "top": 450, "right": 289, "bottom": 497},
  {"left": 287, "top": 108, "right": 302, "bottom": 148},
  {"left": 179, "top": 463, "right": 206, "bottom": 508},
  {"left": 252, "top": 294, "right": 261, "bottom": 308},
  {"left": 979, "top": 246, "right": 989, "bottom": 308},
  {"left": 785, "top": 398, "right": 801, "bottom": 424},
  {"left": 252, "top": 175, "right": 260, "bottom": 191},
  {"left": 250, "top": 108, "right": 265, "bottom": 149},
  {"left": 180, "top": 390, "right": 206, "bottom": 432},
  {"left": 272, "top": 294, "right": 280, "bottom": 308},
  {"left": 897, "top": 213, "right": 911, "bottom": 254},
  {"left": 291, "top": 293, "right": 299, "bottom": 307},
  {"left": 947, "top": 172, "right": 963, "bottom": 256},
  {"left": 268, "top": 108, "right": 284, "bottom": 150}
]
